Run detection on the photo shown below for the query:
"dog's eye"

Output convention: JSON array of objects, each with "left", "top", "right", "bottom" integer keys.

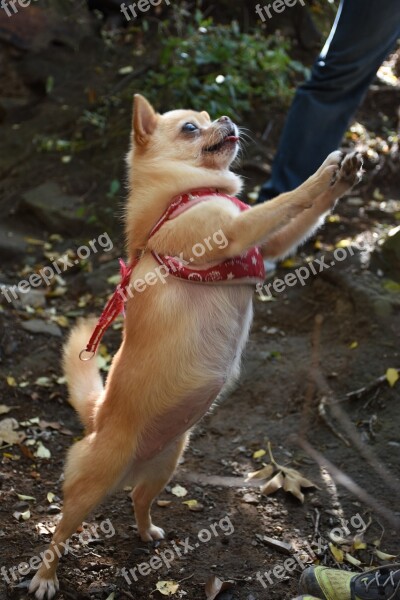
[{"left": 182, "top": 123, "right": 198, "bottom": 133}]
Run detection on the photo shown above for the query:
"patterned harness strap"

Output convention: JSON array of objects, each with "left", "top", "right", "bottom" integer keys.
[{"left": 80, "top": 190, "right": 265, "bottom": 360}]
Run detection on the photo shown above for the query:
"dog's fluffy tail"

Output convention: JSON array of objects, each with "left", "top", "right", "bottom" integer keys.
[{"left": 63, "top": 318, "right": 104, "bottom": 429}]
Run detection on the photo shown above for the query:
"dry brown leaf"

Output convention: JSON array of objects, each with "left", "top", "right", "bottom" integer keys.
[
  {"left": 246, "top": 464, "right": 274, "bottom": 480},
  {"left": 281, "top": 466, "right": 317, "bottom": 489},
  {"left": 260, "top": 472, "right": 284, "bottom": 495},
  {"left": 205, "top": 575, "right": 234, "bottom": 600},
  {"left": 283, "top": 473, "right": 305, "bottom": 503},
  {"left": 0, "top": 418, "right": 24, "bottom": 445}
]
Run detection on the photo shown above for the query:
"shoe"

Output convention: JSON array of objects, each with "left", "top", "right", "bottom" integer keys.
[{"left": 299, "top": 564, "right": 400, "bottom": 599}]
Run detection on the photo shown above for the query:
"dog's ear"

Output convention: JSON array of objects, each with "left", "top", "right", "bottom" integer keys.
[{"left": 133, "top": 94, "right": 158, "bottom": 146}]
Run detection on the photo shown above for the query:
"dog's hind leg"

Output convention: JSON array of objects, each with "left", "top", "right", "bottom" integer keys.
[
  {"left": 131, "top": 433, "right": 189, "bottom": 541},
  {"left": 29, "top": 432, "right": 134, "bottom": 600}
]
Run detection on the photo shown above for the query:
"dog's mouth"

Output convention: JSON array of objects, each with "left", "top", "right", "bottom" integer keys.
[{"left": 203, "top": 129, "right": 240, "bottom": 153}]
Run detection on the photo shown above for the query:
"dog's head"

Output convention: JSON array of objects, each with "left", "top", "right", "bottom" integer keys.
[
  {"left": 126, "top": 95, "right": 242, "bottom": 253},
  {"left": 130, "top": 94, "right": 240, "bottom": 171}
]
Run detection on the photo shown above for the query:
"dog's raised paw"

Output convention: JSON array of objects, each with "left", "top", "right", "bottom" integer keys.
[
  {"left": 139, "top": 525, "right": 165, "bottom": 542},
  {"left": 330, "top": 151, "right": 363, "bottom": 189},
  {"left": 29, "top": 572, "right": 59, "bottom": 600}
]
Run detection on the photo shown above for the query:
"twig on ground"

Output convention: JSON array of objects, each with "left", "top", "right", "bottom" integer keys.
[
  {"left": 318, "top": 394, "right": 350, "bottom": 447},
  {"left": 296, "top": 437, "right": 400, "bottom": 530},
  {"left": 344, "top": 368, "right": 400, "bottom": 402}
]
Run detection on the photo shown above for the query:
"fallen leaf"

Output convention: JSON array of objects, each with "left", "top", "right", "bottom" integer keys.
[
  {"left": 345, "top": 552, "right": 361, "bottom": 567},
  {"left": 386, "top": 368, "right": 399, "bottom": 388},
  {"left": 281, "top": 257, "right": 300, "bottom": 268},
  {"left": 0, "top": 418, "right": 23, "bottom": 445},
  {"left": 0, "top": 405, "right": 14, "bottom": 415},
  {"left": 171, "top": 484, "right": 187, "bottom": 498},
  {"left": 247, "top": 464, "right": 274, "bottom": 480},
  {"left": 105, "top": 594, "right": 115, "bottom": 600},
  {"left": 36, "top": 522, "right": 56, "bottom": 535},
  {"left": 375, "top": 550, "right": 398, "bottom": 561},
  {"left": 156, "top": 580, "right": 179, "bottom": 596},
  {"left": 329, "top": 543, "right": 344, "bottom": 563},
  {"left": 336, "top": 239, "right": 352, "bottom": 249},
  {"left": 3, "top": 453, "right": 20, "bottom": 460},
  {"left": 283, "top": 472, "right": 305, "bottom": 503},
  {"left": 349, "top": 341, "right": 358, "bottom": 349},
  {"left": 20, "top": 417, "right": 40, "bottom": 427},
  {"left": 14, "top": 509, "right": 31, "bottom": 521},
  {"left": 35, "top": 442, "right": 51, "bottom": 458},
  {"left": 260, "top": 472, "right": 284, "bottom": 495},
  {"left": 205, "top": 575, "right": 234, "bottom": 600},
  {"left": 252, "top": 449, "right": 266, "bottom": 459},
  {"left": 47, "top": 492, "right": 55, "bottom": 503},
  {"left": 118, "top": 65, "right": 134, "bottom": 75},
  {"left": 353, "top": 536, "right": 367, "bottom": 551},
  {"left": 35, "top": 377, "right": 53, "bottom": 387},
  {"left": 182, "top": 499, "right": 204, "bottom": 511},
  {"left": 157, "top": 500, "right": 172, "bottom": 507},
  {"left": 6, "top": 376, "right": 17, "bottom": 387},
  {"left": 17, "top": 494, "right": 35, "bottom": 501},
  {"left": 20, "top": 444, "right": 35, "bottom": 460}
]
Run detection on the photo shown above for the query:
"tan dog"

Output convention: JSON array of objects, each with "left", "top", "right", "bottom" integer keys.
[{"left": 29, "top": 95, "right": 362, "bottom": 599}]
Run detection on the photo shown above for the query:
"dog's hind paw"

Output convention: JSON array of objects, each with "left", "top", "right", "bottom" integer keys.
[
  {"left": 139, "top": 524, "right": 165, "bottom": 542},
  {"left": 29, "top": 572, "right": 59, "bottom": 600}
]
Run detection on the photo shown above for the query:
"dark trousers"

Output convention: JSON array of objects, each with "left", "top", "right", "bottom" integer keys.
[{"left": 258, "top": 0, "right": 400, "bottom": 201}]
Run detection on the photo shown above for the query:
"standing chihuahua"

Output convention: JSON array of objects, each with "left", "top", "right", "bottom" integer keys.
[{"left": 29, "top": 95, "right": 362, "bottom": 599}]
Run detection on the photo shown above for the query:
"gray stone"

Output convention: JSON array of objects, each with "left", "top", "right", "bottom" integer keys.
[
  {"left": 21, "top": 318, "right": 61, "bottom": 337},
  {"left": 20, "top": 182, "right": 84, "bottom": 234}
]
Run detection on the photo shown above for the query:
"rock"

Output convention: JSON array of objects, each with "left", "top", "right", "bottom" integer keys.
[
  {"left": 0, "top": 285, "right": 46, "bottom": 309},
  {"left": 0, "top": 225, "right": 28, "bottom": 259},
  {"left": 47, "top": 504, "right": 61, "bottom": 514},
  {"left": 20, "top": 182, "right": 85, "bottom": 234},
  {"left": 21, "top": 319, "right": 62, "bottom": 337}
]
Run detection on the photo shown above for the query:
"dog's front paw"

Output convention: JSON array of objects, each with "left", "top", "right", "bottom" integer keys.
[
  {"left": 139, "top": 524, "right": 165, "bottom": 542},
  {"left": 330, "top": 151, "right": 363, "bottom": 191},
  {"left": 29, "top": 572, "right": 59, "bottom": 600}
]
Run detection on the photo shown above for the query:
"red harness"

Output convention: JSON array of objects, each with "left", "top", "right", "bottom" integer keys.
[{"left": 80, "top": 190, "right": 265, "bottom": 360}]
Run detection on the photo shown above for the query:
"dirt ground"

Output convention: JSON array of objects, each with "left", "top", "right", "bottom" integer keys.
[{"left": 0, "top": 5, "right": 399, "bottom": 600}]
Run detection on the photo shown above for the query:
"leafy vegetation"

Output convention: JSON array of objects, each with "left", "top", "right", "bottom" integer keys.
[{"left": 140, "top": 12, "right": 309, "bottom": 119}]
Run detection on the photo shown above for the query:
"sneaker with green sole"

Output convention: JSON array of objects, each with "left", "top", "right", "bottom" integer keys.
[{"left": 299, "top": 564, "right": 400, "bottom": 600}]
